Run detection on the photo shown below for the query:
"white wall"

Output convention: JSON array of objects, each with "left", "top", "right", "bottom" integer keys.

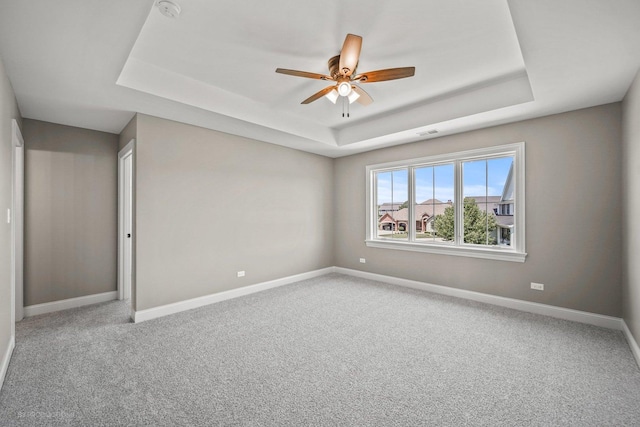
[{"left": 623, "top": 70, "right": 640, "bottom": 342}]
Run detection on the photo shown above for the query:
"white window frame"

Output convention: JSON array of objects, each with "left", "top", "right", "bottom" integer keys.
[{"left": 366, "top": 142, "right": 526, "bottom": 263}]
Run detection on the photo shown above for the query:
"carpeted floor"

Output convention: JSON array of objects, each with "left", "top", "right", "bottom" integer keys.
[{"left": 1, "top": 273, "right": 639, "bottom": 426}]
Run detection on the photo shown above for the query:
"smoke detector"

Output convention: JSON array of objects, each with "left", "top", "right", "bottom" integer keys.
[{"left": 156, "top": 0, "right": 181, "bottom": 18}]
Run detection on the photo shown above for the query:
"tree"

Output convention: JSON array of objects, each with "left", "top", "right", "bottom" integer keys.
[
  {"left": 398, "top": 200, "right": 409, "bottom": 210},
  {"left": 434, "top": 205, "right": 455, "bottom": 241},
  {"left": 433, "top": 198, "right": 497, "bottom": 244}
]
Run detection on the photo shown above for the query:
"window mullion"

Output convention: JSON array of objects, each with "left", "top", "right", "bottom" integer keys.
[
  {"left": 408, "top": 167, "right": 416, "bottom": 242},
  {"left": 455, "top": 160, "right": 463, "bottom": 246},
  {"left": 485, "top": 159, "right": 489, "bottom": 246},
  {"left": 371, "top": 172, "right": 377, "bottom": 240}
]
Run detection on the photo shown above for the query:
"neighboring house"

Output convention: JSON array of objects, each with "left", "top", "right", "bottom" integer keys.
[
  {"left": 378, "top": 199, "right": 453, "bottom": 233},
  {"left": 378, "top": 202, "right": 404, "bottom": 216},
  {"left": 485, "top": 162, "right": 515, "bottom": 245}
]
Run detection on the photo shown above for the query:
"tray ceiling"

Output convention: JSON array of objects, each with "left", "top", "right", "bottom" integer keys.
[{"left": 0, "top": 0, "right": 639, "bottom": 156}]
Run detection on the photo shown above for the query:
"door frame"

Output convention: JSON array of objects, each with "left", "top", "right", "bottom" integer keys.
[
  {"left": 117, "top": 139, "right": 135, "bottom": 302},
  {"left": 11, "top": 119, "right": 24, "bottom": 335}
]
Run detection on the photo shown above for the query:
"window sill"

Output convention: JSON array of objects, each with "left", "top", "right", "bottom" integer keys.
[{"left": 365, "top": 239, "right": 527, "bottom": 263}]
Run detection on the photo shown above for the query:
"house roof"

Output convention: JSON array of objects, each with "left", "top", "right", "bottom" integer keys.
[
  {"left": 495, "top": 215, "right": 514, "bottom": 227},
  {"left": 378, "top": 213, "right": 397, "bottom": 224},
  {"left": 464, "top": 196, "right": 502, "bottom": 204},
  {"left": 465, "top": 196, "right": 502, "bottom": 213},
  {"left": 389, "top": 202, "right": 452, "bottom": 222},
  {"left": 379, "top": 203, "right": 404, "bottom": 210}
]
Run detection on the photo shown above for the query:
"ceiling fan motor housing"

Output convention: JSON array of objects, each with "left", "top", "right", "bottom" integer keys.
[{"left": 328, "top": 55, "right": 341, "bottom": 79}]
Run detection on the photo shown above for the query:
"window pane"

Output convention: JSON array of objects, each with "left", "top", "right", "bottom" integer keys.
[
  {"left": 462, "top": 156, "right": 513, "bottom": 246},
  {"left": 489, "top": 157, "right": 514, "bottom": 246},
  {"left": 416, "top": 164, "right": 454, "bottom": 243},
  {"left": 376, "top": 169, "right": 408, "bottom": 240}
]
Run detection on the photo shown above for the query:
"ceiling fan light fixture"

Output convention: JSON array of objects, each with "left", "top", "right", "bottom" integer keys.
[
  {"left": 337, "top": 81, "right": 352, "bottom": 97},
  {"left": 325, "top": 89, "right": 339, "bottom": 104},
  {"left": 347, "top": 89, "right": 360, "bottom": 104}
]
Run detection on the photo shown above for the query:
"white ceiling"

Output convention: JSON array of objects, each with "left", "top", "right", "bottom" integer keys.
[{"left": 0, "top": 0, "right": 639, "bottom": 157}]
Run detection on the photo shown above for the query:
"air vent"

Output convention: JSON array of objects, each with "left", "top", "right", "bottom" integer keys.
[{"left": 156, "top": 0, "right": 181, "bottom": 18}]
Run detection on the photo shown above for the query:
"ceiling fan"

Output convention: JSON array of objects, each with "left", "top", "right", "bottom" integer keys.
[{"left": 275, "top": 34, "right": 415, "bottom": 109}]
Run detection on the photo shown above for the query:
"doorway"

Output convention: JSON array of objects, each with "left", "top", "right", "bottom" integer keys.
[{"left": 118, "top": 140, "right": 134, "bottom": 303}]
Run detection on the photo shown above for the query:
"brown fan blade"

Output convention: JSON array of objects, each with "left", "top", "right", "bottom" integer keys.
[
  {"left": 352, "top": 85, "right": 373, "bottom": 106},
  {"left": 338, "top": 34, "right": 362, "bottom": 77},
  {"left": 301, "top": 85, "right": 337, "bottom": 104},
  {"left": 275, "top": 68, "right": 333, "bottom": 81},
  {"left": 354, "top": 67, "right": 415, "bottom": 83}
]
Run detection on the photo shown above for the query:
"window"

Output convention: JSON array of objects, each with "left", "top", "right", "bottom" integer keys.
[{"left": 366, "top": 142, "right": 526, "bottom": 262}]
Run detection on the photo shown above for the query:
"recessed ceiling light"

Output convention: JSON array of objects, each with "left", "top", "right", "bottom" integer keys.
[{"left": 156, "top": 0, "right": 181, "bottom": 18}]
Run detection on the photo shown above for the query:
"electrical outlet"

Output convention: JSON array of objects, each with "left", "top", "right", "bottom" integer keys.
[
  {"left": 531, "top": 282, "right": 544, "bottom": 291},
  {"left": 237, "top": 271, "right": 245, "bottom": 278},
  {"left": 359, "top": 258, "right": 366, "bottom": 264}
]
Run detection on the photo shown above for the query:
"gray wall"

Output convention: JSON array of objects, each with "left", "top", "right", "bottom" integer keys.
[
  {"left": 334, "top": 104, "right": 623, "bottom": 317},
  {"left": 0, "top": 53, "right": 21, "bottom": 379},
  {"left": 118, "top": 115, "right": 136, "bottom": 152},
  {"left": 623, "top": 70, "right": 640, "bottom": 343},
  {"left": 134, "top": 114, "right": 334, "bottom": 311},
  {"left": 23, "top": 119, "right": 118, "bottom": 305}
]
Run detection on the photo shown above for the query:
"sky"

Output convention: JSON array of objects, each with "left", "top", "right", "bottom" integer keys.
[{"left": 377, "top": 156, "right": 513, "bottom": 205}]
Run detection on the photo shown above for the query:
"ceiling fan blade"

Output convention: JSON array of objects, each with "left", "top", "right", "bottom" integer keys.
[
  {"left": 301, "top": 85, "right": 337, "bottom": 104},
  {"left": 275, "top": 68, "right": 333, "bottom": 81},
  {"left": 352, "top": 85, "right": 373, "bottom": 106},
  {"left": 354, "top": 67, "right": 415, "bottom": 83},
  {"left": 338, "top": 34, "right": 362, "bottom": 77}
]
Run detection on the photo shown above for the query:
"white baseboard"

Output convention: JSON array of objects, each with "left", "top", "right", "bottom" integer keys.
[
  {"left": 622, "top": 320, "right": 640, "bottom": 368},
  {"left": 0, "top": 336, "right": 15, "bottom": 392},
  {"left": 132, "top": 266, "right": 624, "bottom": 330},
  {"left": 23, "top": 291, "right": 118, "bottom": 317},
  {"left": 14, "top": 267, "right": 636, "bottom": 367},
  {"left": 334, "top": 267, "right": 623, "bottom": 330},
  {"left": 132, "top": 267, "right": 335, "bottom": 323}
]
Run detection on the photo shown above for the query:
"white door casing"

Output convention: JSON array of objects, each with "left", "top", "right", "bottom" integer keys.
[
  {"left": 123, "top": 153, "right": 132, "bottom": 300},
  {"left": 118, "top": 140, "right": 134, "bottom": 302},
  {"left": 11, "top": 119, "right": 24, "bottom": 327}
]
